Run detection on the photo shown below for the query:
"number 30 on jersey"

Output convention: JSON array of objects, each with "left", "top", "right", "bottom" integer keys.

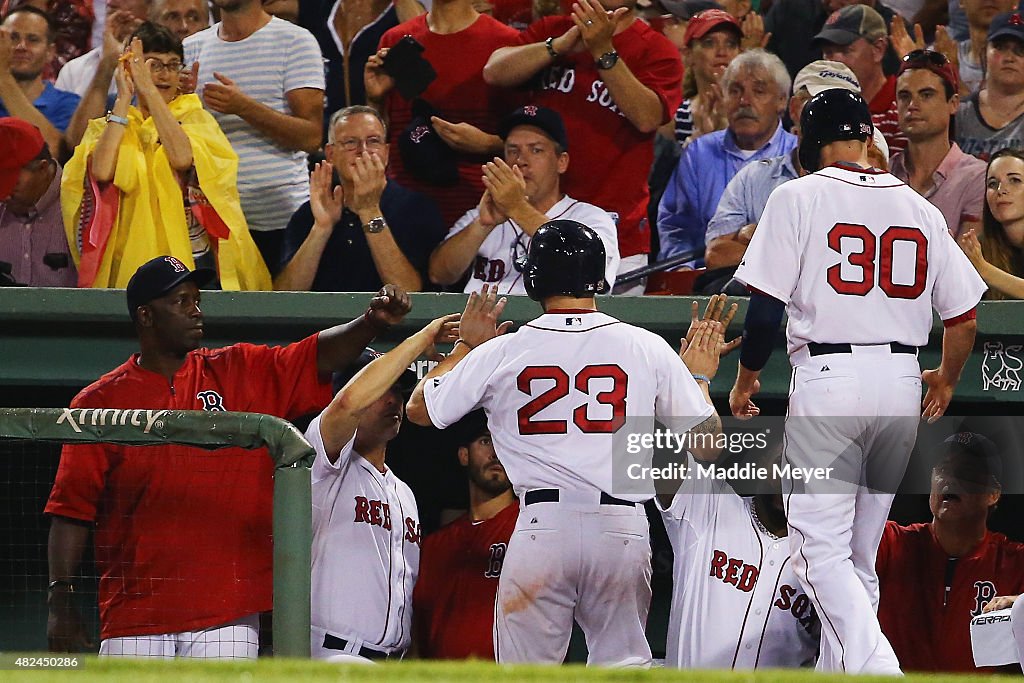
[{"left": 827, "top": 223, "right": 928, "bottom": 299}]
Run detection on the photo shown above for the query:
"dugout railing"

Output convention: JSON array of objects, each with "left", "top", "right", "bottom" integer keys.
[{"left": 0, "top": 408, "right": 313, "bottom": 657}]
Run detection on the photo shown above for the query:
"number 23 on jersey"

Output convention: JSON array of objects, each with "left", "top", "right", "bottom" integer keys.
[{"left": 516, "top": 365, "right": 628, "bottom": 436}]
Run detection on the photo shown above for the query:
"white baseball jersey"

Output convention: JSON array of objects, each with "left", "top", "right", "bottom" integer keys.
[
  {"left": 657, "top": 456, "right": 819, "bottom": 669},
  {"left": 306, "top": 415, "right": 420, "bottom": 658},
  {"left": 445, "top": 195, "right": 621, "bottom": 296},
  {"left": 422, "top": 311, "right": 714, "bottom": 502},
  {"left": 734, "top": 165, "right": 986, "bottom": 353}
]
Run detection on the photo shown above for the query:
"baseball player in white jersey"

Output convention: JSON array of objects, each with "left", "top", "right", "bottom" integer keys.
[
  {"left": 407, "top": 220, "right": 725, "bottom": 667},
  {"left": 307, "top": 313, "right": 459, "bottom": 661},
  {"left": 428, "top": 106, "right": 620, "bottom": 296},
  {"left": 659, "top": 451, "right": 820, "bottom": 669},
  {"left": 728, "top": 89, "right": 986, "bottom": 674}
]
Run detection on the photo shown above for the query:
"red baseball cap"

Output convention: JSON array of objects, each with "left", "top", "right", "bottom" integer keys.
[
  {"left": 683, "top": 9, "right": 742, "bottom": 46},
  {"left": 0, "top": 118, "right": 45, "bottom": 202},
  {"left": 897, "top": 49, "right": 960, "bottom": 94}
]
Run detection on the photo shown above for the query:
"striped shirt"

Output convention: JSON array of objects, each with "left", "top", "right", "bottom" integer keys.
[
  {"left": 869, "top": 75, "right": 907, "bottom": 156},
  {"left": 185, "top": 18, "right": 325, "bottom": 233},
  {"left": 674, "top": 98, "right": 694, "bottom": 149}
]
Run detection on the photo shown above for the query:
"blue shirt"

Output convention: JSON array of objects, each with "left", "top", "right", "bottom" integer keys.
[
  {"left": 706, "top": 151, "right": 800, "bottom": 242},
  {"left": 281, "top": 180, "right": 446, "bottom": 291},
  {"left": 0, "top": 82, "right": 80, "bottom": 132},
  {"left": 656, "top": 122, "right": 797, "bottom": 267}
]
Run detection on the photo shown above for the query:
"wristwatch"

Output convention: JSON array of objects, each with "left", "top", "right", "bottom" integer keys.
[
  {"left": 363, "top": 216, "right": 387, "bottom": 234},
  {"left": 595, "top": 50, "right": 619, "bottom": 70},
  {"left": 105, "top": 111, "right": 129, "bottom": 126}
]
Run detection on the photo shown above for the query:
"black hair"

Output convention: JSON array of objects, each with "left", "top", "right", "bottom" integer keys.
[{"left": 129, "top": 21, "right": 184, "bottom": 60}]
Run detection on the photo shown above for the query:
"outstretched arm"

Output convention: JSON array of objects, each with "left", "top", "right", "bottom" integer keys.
[
  {"left": 407, "top": 286, "right": 511, "bottom": 426},
  {"left": 315, "top": 285, "right": 412, "bottom": 373},
  {"left": 730, "top": 291, "right": 784, "bottom": 419},
  {"left": 922, "top": 314, "right": 976, "bottom": 423},
  {"left": 318, "top": 313, "right": 459, "bottom": 457}
]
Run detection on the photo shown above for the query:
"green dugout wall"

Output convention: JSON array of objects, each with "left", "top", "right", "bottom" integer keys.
[{"left": 2, "top": 288, "right": 1023, "bottom": 404}]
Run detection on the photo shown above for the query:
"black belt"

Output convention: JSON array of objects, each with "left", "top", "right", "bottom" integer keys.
[
  {"left": 807, "top": 342, "right": 917, "bottom": 356},
  {"left": 523, "top": 488, "right": 636, "bottom": 507},
  {"left": 322, "top": 633, "right": 404, "bottom": 660}
]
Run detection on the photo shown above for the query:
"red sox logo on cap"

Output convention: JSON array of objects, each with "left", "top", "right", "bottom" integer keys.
[
  {"left": 523, "top": 105, "right": 539, "bottom": 117},
  {"left": 164, "top": 256, "right": 187, "bottom": 273},
  {"left": 1011, "top": 12, "right": 1023, "bottom": 24},
  {"left": 410, "top": 125, "right": 430, "bottom": 143},
  {"left": 826, "top": 10, "right": 840, "bottom": 24}
]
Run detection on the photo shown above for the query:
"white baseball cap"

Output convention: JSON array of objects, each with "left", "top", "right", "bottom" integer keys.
[
  {"left": 871, "top": 128, "right": 890, "bottom": 165},
  {"left": 793, "top": 60, "right": 861, "bottom": 96}
]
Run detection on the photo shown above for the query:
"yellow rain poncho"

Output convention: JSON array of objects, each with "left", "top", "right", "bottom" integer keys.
[{"left": 61, "top": 94, "right": 271, "bottom": 290}]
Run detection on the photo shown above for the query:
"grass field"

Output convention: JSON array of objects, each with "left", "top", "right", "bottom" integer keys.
[{"left": 1, "top": 657, "right": 1019, "bottom": 682}]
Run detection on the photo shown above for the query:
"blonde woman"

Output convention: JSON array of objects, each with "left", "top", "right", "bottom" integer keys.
[{"left": 61, "top": 22, "right": 269, "bottom": 289}]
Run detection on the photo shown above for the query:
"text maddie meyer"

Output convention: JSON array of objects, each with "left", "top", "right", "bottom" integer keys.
[{"left": 625, "top": 461, "right": 835, "bottom": 483}]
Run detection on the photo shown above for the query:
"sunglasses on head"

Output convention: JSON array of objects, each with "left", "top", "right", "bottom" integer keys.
[{"left": 901, "top": 49, "right": 949, "bottom": 66}]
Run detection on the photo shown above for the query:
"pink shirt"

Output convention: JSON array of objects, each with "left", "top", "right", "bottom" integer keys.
[
  {"left": 889, "top": 143, "right": 986, "bottom": 238},
  {"left": 0, "top": 165, "right": 76, "bottom": 287}
]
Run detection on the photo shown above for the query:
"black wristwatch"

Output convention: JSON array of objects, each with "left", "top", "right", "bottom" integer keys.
[{"left": 595, "top": 50, "right": 619, "bottom": 70}]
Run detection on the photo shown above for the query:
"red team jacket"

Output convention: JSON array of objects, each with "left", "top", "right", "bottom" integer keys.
[
  {"left": 413, "top": 501, "right": 519, "bottom": 659},
  {"left": 877, "top": 521, "right": 1024, "bottom": 672},
  {"left": 45, "top": 336, "right": 332, "bottom": 639}
]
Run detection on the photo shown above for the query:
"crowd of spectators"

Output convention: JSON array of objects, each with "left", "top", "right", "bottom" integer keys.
[{"left": 2, "top": 0, "right": 1024, "bottom": 295}]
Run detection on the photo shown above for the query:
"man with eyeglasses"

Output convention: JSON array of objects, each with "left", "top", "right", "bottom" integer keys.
[
  {"left": 428, "top": 105, "right": 619, "bottom": 296},
  {"left": 890, "top": 50, "right": 986, "bottom": 240},
  {"left": 275, "top": 106, "right": 446, "bottom": 292},
  {"left": 0, "top": 6, "right": 80, "bottom": 157},
  {"left": 957, "top": 12, "right": 1024, "bottom": 158}
]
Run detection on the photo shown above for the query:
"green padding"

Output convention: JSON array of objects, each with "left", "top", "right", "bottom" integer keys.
[
  {"left": 274, "top": 466, "right": 312, "bottom": 658},
  {"left": 0, "top": 408, "right": 315, "bottom": 468}
]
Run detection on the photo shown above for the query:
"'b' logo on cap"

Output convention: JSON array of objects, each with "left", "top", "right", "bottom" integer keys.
[{"left": 164, "top": 256, "right": 186, "bottom": 272}]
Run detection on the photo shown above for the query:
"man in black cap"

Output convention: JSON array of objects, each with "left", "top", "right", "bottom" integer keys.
[
  {"left": 428, "top": 105, "right": 620, "bottom": 295},
  {"left": 877, "top": 432, "right": 1024, "bottom": 672},
  {"left": 45, "top": 254, "right": 413, "bottom": 657}
]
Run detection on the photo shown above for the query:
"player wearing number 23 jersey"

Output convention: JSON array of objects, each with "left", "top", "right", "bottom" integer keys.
[
  {"left": 408, "top": 220, "right": 723, "bottom": 667},
  {"left": 731, "top": 89, "right": 985, "bottom": 675}
]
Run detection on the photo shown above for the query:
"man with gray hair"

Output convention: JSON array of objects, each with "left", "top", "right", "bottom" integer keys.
[
  {"left": 701, "top": 60, "right": 873, "bottom": 290},
  {"left": 275, "top": 106, "right": 446, "bottom": 292},
  {"left": 657, "top": 48, "right": 797, "bottom": 268}
]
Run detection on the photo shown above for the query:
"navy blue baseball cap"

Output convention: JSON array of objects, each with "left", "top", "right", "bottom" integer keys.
[
  {"left": 126, "top": 255, "right": 214, "bottom": 321},
  {"left": 988, "top": 12, "right": 1024, "bottom": 44},
  {"left": 936, "top": 431, "right": 1002, "bottom": 488},
  {"left": 498, "top": 105, "right": 569, "bottom": 150}
]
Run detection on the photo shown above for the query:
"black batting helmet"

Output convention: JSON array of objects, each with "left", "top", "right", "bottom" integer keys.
[
  {"left": 798, "top": 88, "right": 873, "bottom": 173},
  {"left": 517, "top": 219, "right": 609, "bottom": 301}
]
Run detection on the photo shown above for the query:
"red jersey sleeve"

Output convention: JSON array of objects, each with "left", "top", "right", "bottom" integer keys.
[
  {"left": 44, "top": 391, "right": 115, "bottom": 522},
  {"left": 226, "top": 334, "right": 332, "bottom": 420},
  {"left": 629, "top": 25, "right": 684, "bottom": 124}
]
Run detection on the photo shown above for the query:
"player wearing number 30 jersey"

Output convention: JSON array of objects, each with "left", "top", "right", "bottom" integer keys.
[
  {"left": 408, "top": 220, "right": 725, "bottom": 667},
  {"left": 730, "top": 89, "right": 985, "bottom": 675}
]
